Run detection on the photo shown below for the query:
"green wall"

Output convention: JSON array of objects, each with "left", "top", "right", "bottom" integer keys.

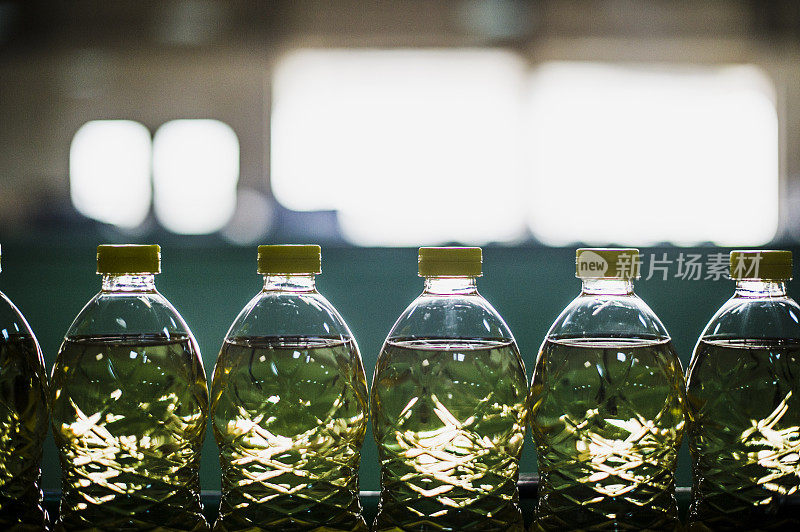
[{"left": 3, "top": 243, "right": 798, "bottom": 492}]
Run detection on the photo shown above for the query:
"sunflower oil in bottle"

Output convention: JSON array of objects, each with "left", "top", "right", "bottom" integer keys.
[
  {"left": 211, "top": 245, "right": 368, "bottom": 531},
  {"left": 371, "top": 247, "right": 528, "bottom": 531},
  {"left": 0, "top": 246, "right": 49, "bottom": 530},
  {"left": 687, "top": 250, "right": 800, "bottom": 531},
  {"left": 530, "top": 248, "right": 686, "bottom": 531},
  {"left": 50, "top": 245, "right": 209, "bottom": 531}
]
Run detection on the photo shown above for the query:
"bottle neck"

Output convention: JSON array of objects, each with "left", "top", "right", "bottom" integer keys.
[
  {"left": 102, "top": 274, "right": 156, "bottom": 292},
  {"left": 581, "top": 278, "right": 634, "bottom": 295},
  {"left": 735, "top": 280, "right": 787, "bottom": 298},
  {"left": 423, "top": 276, "right": 478, "bottom": 295},
  {"left": 263, "top": 274, "right": 317, "bottom": 292}
]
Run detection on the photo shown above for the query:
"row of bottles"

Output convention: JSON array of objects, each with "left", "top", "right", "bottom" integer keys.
[{"left": 0, "top": 244, "right": 797, "bottom": 531}]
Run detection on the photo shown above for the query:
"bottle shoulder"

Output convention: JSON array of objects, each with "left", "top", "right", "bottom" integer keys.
[
  {"left": 64, "top": 289, "right": 194, "bottom": 339},
  {"left": 700, "top": 294, "right": 800, "bottom": 341},
  {"left": 386, "top": 291, "right": 515, "bottom": 342},
  {"left": 225, "top": 289, "right": 355, "bottom": 341},
  {"left": 546, "top": 291, "right": 670, "bottom": 341},
  {"left": 0, "top": 290, "right": 45, "bottom": 370},
  {"left": 0, "top": 289, "right": 38, "bottom": 341}
]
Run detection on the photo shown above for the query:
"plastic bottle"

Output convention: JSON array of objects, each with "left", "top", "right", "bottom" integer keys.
[
  {"left": 50, "top": 244, "right": 209, "bottom": 531},
  {"left": 0, "top": 246, "right": 49, "bottom": 529},
  {"left": 210, "top": 245, "right": 368, "bottom": 531},
  {"left": 371, "top": 247, "right": 528, "bottom": 531},
  {"left": 687, "top": 250, "right": 800, "bottom": 530},
  {"left": 530, "top": 248, "right": 686, "bottom": 531}
]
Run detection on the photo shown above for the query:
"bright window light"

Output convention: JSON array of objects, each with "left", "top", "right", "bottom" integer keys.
[
  {"left": 152, "top": 119, "right": 239, "bottom": 234},
  {"left": 271, "top": 49, "right": 528, "bottom": 246},
  {"left": 70, "top": 120, "right": 152, "bottom": 228},
  {"left": 526, "top": 63, "right": 778, "bottom": 246}
]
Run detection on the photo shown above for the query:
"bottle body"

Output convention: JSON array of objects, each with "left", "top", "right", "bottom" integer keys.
[
  {"left": 530, "top": 276, "right": 686, "bottom": 531},
  {"left": 531, "top": 337, "right": 685, "bottom": 530},
  {"left": 371, "top": 275, "right": 527, "bottom": 531},
  {"left": 211, "top": 273, "right": 368, "bottom": 531},
  {"left": 687, "top": 279, "right": 800, "bottom": 530},
  {"left": 50, "top": 273, "right": 209, "bottom": 531},
  {"left": 0, "top": 291, "right": 49, "bottom": 530},
  {"left": 372, "top": 338, "right": 527, "bottom": 531}
]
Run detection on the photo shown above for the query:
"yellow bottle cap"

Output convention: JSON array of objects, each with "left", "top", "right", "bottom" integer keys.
[
  {"left": 97, "top": 244, "right": 161, "bottom": 275},
  {"left": 730, "top": 250, "right": 792, "bottom": 281},
  {"left": 576, "top": 248, "right": 641, "bottom": 279},
  {"left": 418, "top": 247, "right": 482, "bottom": 277},
  {"left": 257, "top": 245, "right": 321, "bottom": 274}
]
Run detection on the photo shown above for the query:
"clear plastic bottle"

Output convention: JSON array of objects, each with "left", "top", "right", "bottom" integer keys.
[
  {"left": 687, "top": 250, "right": 800, "bottom": 530},
  {"left": 210, "top": 245, "right": 368, "bottom": 531},
  {"left": 371, "top": 247, "right": 528, "bottom": 531},
  {"left": 530, "top": 248, "right": 686, "bottom": 531},
  {"left": 50, "top": 244, "right": 209, "bottom": 531},
  {"left": 0, "top": 246, "right": 49, "bottom": 530}
]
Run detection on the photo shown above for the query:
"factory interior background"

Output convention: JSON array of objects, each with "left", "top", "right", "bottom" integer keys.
[{"left": 2, "top": 0, "right": 800, "bottom": 492}]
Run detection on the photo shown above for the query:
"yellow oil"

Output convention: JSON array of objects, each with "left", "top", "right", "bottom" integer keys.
[
  {"left": 50, "top": 334, "right": 209, "bottom": 531},
  {"left": 211, "top": 336, "right": 368, "bottom": 531},
  {"left": 0, "top": 333, "right": 49, "bottom": 530},
  {"left": 371, "top": 338, "right": 528, "bottom": 531},
  {"left": 530, "top": 338, "right": 686, "bottom": 531},
  {"left": 687, "top": 339, "right": 800, "bottom": 531}
]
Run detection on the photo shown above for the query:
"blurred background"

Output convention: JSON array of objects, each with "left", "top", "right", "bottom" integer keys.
[{"left": 1, "top": 0, "right": 800, "bottom": 494}]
